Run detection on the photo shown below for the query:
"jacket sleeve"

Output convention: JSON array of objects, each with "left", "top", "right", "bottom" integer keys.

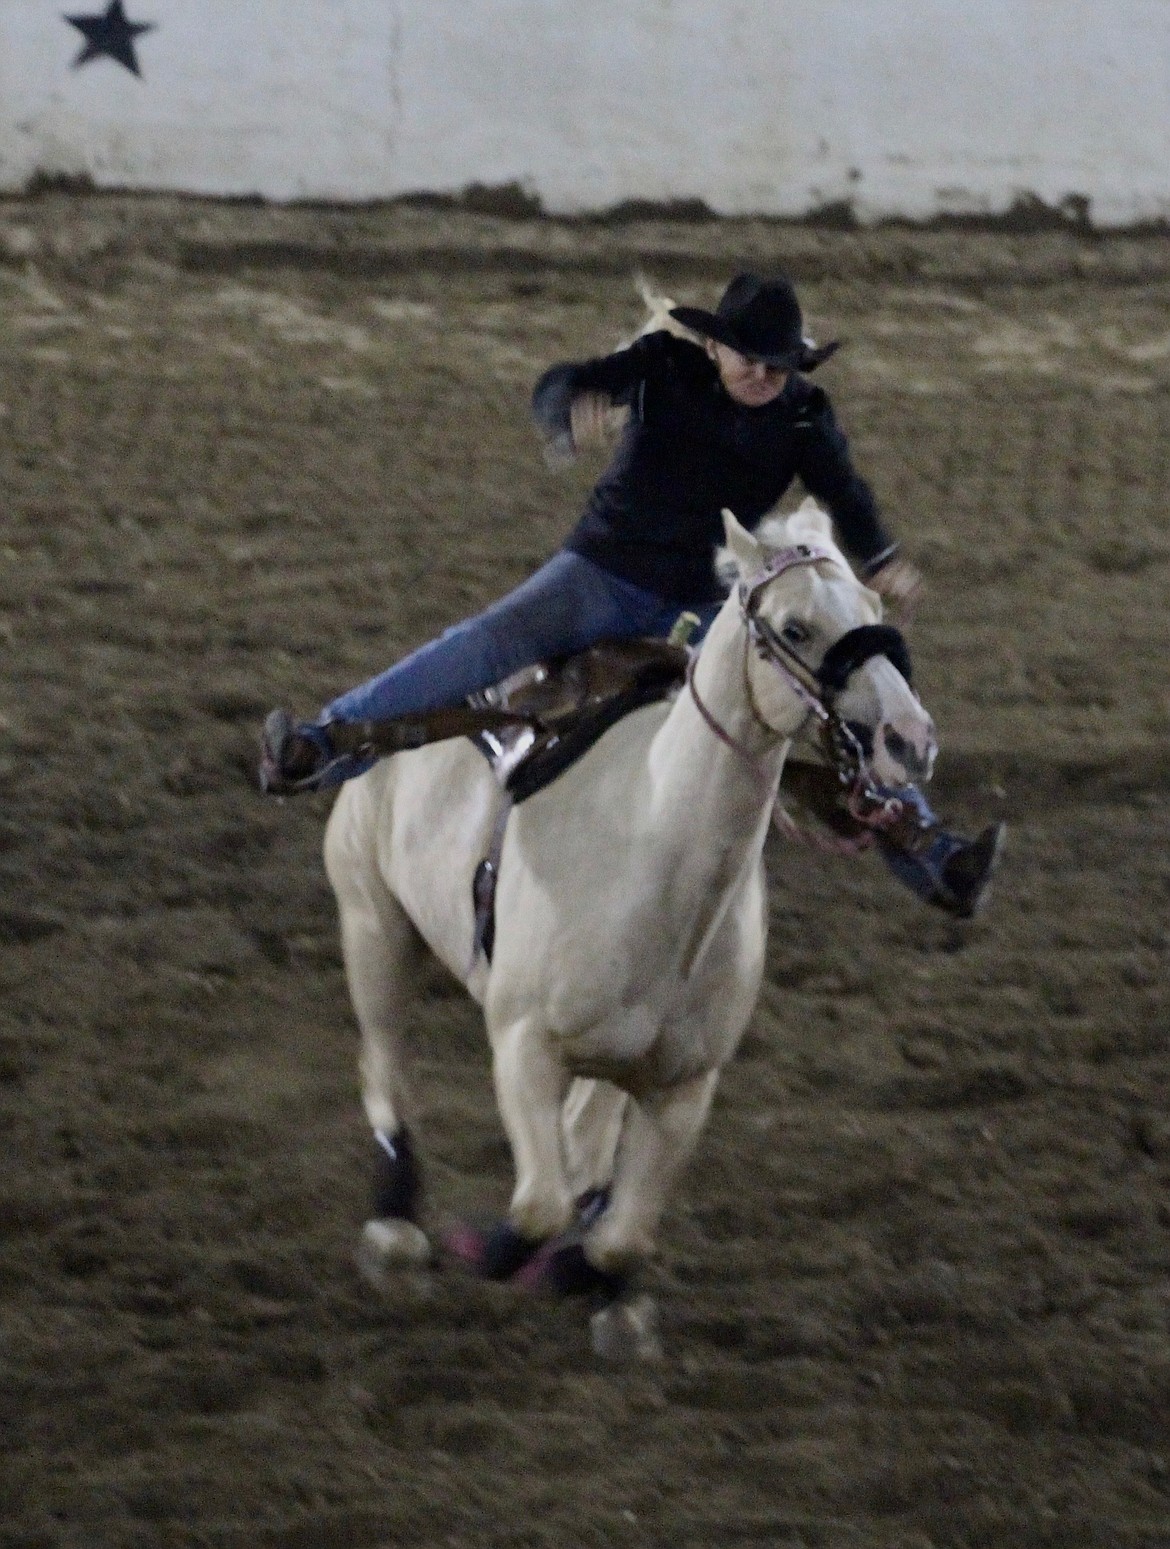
[
  {"left": 793, "top": 387, "right": 898, "bottom": 574},
  {"left": 531, "top": 330, "right": 671, "bottom": 440}
]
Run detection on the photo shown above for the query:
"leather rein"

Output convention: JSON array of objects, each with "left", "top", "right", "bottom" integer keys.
[{"left": 685, "top": 542, "right": 912, "bottom": 831}]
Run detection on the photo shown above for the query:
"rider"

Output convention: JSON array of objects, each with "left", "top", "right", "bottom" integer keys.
[{"left": 260, "top": 271, "right": 1003, "bottom": 918}]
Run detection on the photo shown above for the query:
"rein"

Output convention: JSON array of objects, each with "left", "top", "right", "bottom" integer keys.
[{"left": 685, "top": 542, "right": 909, "bottom": 833}]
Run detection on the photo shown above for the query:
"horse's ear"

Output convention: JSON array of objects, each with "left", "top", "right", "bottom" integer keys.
[
  {"left": 792, "top": 496, "right": 833, "bottom": 540},
  {"left": 721, "top": 507, "right": 763, "bottom": 576}
]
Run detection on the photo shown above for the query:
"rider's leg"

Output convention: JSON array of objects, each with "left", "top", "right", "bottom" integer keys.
[
  {"left": 875, "top": 785, "right": 1005, "bottom": 919},
  {"left": 261, "top": 552, "right": 693, "bottom": 792},
  {"left": 779, "top": 763, "right": 1004, "bottom": 919}
]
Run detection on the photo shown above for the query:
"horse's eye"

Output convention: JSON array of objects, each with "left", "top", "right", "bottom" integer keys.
[{"left": 781, "top": 620, "right": 810, "bottom": 647}]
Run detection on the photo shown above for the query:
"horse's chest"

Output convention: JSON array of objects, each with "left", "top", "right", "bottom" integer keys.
[
  {"left": 489, "top": 797, "right": 769, "bottom": 1085},
  {"left": 543, "top": 900, "right": 765, "bottom": 1089}
]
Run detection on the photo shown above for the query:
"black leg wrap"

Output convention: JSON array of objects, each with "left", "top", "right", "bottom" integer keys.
[
  {"left": 372, "top": 1127, "right": 421, "bottom": 1221},
  {"left": 480, "top": 1221, "right": 542, "bottom": 1279},
  {"left": 574, "top": 1186, "right": 611, "bottom": 1228},
  {"left": 545, "top": 1242, "right": 629, "bottom": 1302}
]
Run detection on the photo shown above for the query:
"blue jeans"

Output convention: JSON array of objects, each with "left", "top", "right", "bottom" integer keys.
[
  {"left": 876, "top": 784, "right": 962, "bottom": 904},
  {"left": 307, "top": 550, "right": 719, "bottom": 786}
]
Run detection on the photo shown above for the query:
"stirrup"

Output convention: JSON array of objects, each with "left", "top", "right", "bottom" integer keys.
[{"left": 258, "top": 709, "right": 328, "bottom": 795}]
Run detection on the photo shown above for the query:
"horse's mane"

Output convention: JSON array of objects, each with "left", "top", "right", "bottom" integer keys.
[{"left": 626, "top": 275, "right": 705, "bottom": 349}]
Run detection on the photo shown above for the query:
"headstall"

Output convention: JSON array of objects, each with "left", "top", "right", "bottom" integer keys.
[{"left": 686, "top": 542, "right": 913, "bottom": 832}]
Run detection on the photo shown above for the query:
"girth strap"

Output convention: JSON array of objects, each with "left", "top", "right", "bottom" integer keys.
[
  {"left": 470, "top": 796, "right": 513, "bottom": 969},
  {"left": 324, "top": 703, "right": 542, "bottom": 760}
]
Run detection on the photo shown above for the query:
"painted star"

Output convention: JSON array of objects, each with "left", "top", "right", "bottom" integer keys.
[{"left": 65, "top": 0, "right": 155, "bottom": 77}]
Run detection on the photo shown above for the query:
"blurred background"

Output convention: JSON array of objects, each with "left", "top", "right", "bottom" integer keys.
[{"left": 2, "top": 0, "right": 1168, "bottom": 225}]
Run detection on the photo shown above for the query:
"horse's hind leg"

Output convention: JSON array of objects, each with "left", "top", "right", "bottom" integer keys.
[{"left": 325, "top": 800, "right": 431, "bottom": 1277}]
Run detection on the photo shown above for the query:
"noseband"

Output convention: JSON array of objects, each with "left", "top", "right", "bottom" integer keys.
[{"left": 686, "top": 543, "right": 913, "bottom": 828}]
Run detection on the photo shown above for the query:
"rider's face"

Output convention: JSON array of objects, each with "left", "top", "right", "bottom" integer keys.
[{"left": 709, "top": 341, "right": 790, "bottom": 407}]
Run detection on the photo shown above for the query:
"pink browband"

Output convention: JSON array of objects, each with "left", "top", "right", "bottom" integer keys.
[{"left": 737, "top": 543, "right": 834, "bottom": 609}]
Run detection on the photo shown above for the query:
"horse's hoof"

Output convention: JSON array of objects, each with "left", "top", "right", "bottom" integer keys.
[
  {"left": 539, "top": 1241, "right": 627, "bottom": 1300},
  {"left": 356, "top": 1218, "right": 433, "bottom": 1288},
  {"left": 444, "top": 1221, "right": 552, "bottom": 1288},
  {"left": 590, "top": 1294, "right": 663, "bottom": 1363}
]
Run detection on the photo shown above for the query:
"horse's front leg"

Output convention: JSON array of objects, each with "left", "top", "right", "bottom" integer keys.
[
  {"left": 587, "top": 1068, "right": 719, "bottom": 1275},
  {"left": 574, "top": 1068, "right": 718, "bottom": 1359},
  {"left": 483, "top": 1014, "right": 575, "bottom": 1273},
  {"left": 561, "top": 1077, "right": 627, "bottom": 1201}
]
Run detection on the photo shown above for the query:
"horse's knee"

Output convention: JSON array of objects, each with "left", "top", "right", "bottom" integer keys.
[{"left": 509, "top": 1176, "right": 574, "bottom": 1243}]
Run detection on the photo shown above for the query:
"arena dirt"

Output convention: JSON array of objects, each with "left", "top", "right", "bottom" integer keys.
[{"left": 1, "top": 196, "right": 1169, "bottom": 1549}]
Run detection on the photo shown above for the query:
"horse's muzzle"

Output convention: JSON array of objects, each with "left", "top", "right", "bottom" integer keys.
[{"left": 879, "top": 722, "right": 936, "bottom": 785}]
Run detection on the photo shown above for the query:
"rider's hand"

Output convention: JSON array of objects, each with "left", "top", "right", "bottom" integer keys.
[
  {"left": 569, "top": 392, "right": 615, "bottom": 449},
  {"left": 869, "top": 555, "right": 923, "bottom": 616},
  {"left": 539, "top": 392, "right": 613, "bottom": 468}
]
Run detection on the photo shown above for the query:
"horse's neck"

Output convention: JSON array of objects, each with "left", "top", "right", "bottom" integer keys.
[{"left": 647, "top": 601, "right": 795, "bottom": 841}]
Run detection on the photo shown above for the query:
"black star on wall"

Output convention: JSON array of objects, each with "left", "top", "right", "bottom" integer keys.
[{"left": 65, "top": 0, "right": 155, "bottom": 77}]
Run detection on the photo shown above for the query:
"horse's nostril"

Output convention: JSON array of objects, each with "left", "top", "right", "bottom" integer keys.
[
  {"left": 882, "top": 725, "right": 930, "bottom": 780},
  {"left": 884, "top": 727, "right": 911, "bottom": 765}
]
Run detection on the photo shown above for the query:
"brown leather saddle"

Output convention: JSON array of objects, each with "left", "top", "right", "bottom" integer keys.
[
  {"left": 466, "top": 638, "right": 689, "bottom": 802},
  {"left": 325, "top": 637, "right": 690, "bottom": 803}
]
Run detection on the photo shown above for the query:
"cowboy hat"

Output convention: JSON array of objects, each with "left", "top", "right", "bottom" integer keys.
[{"left": 670, "top": 272, "right": 840, "bottom": 371}]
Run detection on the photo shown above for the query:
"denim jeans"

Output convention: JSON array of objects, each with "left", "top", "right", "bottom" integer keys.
[
  {"left": 308, "top": 550, "right": 719, "bottom": 786},
  {"left": 876, "top": 783, "right": 960, "bottom": 903}
]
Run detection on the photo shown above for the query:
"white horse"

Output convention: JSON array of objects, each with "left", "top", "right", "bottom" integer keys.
[{"left": 323, "top": 499, "right": 937, "bottom": 1332}]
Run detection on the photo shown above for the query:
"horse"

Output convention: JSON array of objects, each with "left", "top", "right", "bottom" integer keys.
[{"left": 322, "top": 499, "right": 937, "bottom": 1345}]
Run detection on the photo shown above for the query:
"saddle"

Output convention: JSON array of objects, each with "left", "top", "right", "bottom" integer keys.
[
  {"left": 324, "top": 637, "right": 690, "bottom": 801},
  {"left": 466, "top": 638, "right": 689, "bottom": 802}
]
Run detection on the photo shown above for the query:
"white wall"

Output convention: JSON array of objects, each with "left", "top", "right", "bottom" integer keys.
[{"left": 2, "top": 0, "right": 1168, "bottom": 224}]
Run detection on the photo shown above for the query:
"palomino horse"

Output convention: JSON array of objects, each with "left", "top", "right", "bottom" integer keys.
[{"left": 323, "top": 500, "right": 937, "bottom": 1339}]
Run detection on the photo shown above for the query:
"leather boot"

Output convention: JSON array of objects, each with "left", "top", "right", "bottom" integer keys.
[
  {"left": 258, "top": 709, "right": 332, "bottom": 794},
  {"left": 932, "top": 822, "right": 1006, "bottom": 919}
]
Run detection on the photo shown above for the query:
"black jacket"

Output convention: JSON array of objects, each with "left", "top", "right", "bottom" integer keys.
[{"left": 533, "top": 330, "right": 895, "bottom": 605}]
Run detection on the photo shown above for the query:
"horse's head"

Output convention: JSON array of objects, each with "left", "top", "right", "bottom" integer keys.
[{"left": 718, "top": 498, "right": 937, "bottom": 789}]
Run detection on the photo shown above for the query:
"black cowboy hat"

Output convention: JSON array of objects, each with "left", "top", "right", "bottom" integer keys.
[{"left": 670, "top": 272, "right": 840, "bottom": 371}]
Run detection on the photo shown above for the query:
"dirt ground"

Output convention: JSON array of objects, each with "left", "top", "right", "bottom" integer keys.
[{"left": 1, "top": 195, "right": 1169, "bottom": 1549}]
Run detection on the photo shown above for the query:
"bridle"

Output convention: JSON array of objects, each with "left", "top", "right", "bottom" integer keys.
[{"left": 686, "top": 542, "right": 913, "bottom": 831}]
